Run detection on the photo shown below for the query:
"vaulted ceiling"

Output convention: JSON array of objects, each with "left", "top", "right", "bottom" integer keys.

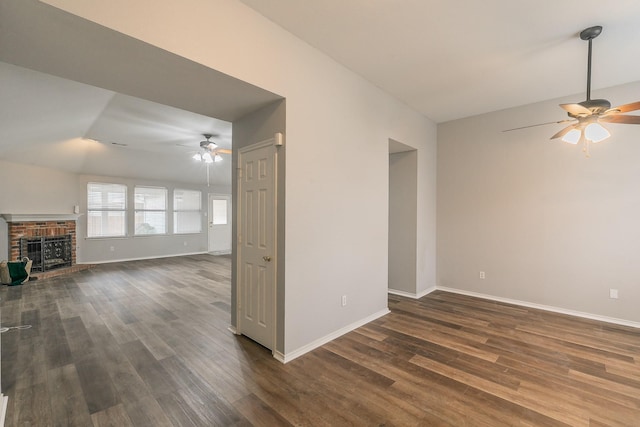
[{"left": 0, "top": 62, "right": 233, "bottom": 185}]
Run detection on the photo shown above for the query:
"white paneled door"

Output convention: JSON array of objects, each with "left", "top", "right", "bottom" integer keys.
[{"left": 237, "top": 138, "right": 277, "bottom": 350}]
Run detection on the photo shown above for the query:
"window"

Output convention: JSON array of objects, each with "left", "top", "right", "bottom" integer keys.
[
  {"left": 173, "top": 189, "right": 202, "bottom": 233},
  {"left": 212, "top": 199, "right": 228, "bottom": 225},
  {"left": 134, "top": 186, "right": 167, "bottom": 235},
  {"left": 87, "top": 183, "right": 127, "bottom": 237}
]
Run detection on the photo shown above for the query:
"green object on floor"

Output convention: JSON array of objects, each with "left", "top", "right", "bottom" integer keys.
[{"left": 7, "top": 260, "right": 28, "bottom": 286}]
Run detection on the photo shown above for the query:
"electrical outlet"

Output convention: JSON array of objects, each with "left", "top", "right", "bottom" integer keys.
[
  {"left": 479, "top": 271, "right": 486, "bottom": 279},
  {"left": 341, "top": 295, "right": 347, "bottom": 307},
  {"left": 610, "top": 289, "right": 619, "bottom": 299}
]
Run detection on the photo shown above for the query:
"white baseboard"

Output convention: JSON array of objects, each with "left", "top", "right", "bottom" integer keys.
[
  {"left": 229, "top": 325, "right": 284, "bottom": 362},
  {"left": 82, "top": 251, "right": 209, "bottom": 265},
  {"left": 209, "top": 250, "right": 231, "bottom": 255},
  {"left": 437, "top": 286, "right": 640, "bottom": 329},
  {"left": 273, "top": 350, "right": 286, "bottom": 363},
  {"left": 388, "top": 286, "right": 436, "bottom": 300},
  {"left": 275, "top": 308, "right": 391, "bottom": 364},
  {"left": 0, "top": 393, "right": 7, "bottom": 427}
]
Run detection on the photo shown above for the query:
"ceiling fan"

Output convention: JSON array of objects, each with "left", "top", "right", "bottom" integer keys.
[
  {"left": 506, "top": 26, "right": 640, "bottom": 156},
  {"left": 192, "top": 134, "right": 232, "bottom": 163}
]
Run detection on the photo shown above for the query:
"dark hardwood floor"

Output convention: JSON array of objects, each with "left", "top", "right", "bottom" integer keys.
[{"left": 2, "top": 254, "right": 640, "bottom": 426}]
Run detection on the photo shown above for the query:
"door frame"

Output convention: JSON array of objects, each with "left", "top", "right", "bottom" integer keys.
[
  {"left": 388, "top": 141, "right": 418, "bottom": 297},
  {"left": 235, "top": 136, "right": 279, "bottom": 351}
]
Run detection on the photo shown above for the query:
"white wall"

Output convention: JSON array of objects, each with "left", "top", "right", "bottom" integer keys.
[
  {"left": 41, "top": 0, "right": 438, "bottom": 355},
  {"left": 0, "top": 159, "right": 79, "bottom": 214},
  {"left": 438, "top": 81, "right": 640, "bottom": 324},
  {"left": 0, "top": 160, "right": 79, "bottom": 260}
]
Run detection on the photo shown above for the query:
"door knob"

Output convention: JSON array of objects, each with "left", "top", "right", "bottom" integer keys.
[{"left": 263, "top": 256, "right": 272, "bottom": 262}]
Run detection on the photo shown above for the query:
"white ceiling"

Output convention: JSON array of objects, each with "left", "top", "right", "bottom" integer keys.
[
  {"left": 239, "top": 0, "right": 640, "bottom": 123},
  {"left": 2, "top": 0, "right": 639, "bottom": 186},
  {"left": 0, "top": 0, "right": 283, "bottom": 186}
]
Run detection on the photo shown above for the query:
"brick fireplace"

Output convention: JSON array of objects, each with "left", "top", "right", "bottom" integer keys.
[{"left": 3, "top": 214, "right": 78, "bottom": 271}]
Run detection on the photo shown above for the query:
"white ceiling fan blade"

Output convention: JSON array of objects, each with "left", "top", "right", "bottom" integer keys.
[
  {"left": 605, "top": 101, "right": 640, "bottom": 115},
  {"left": 600, "top": 114, "right": 640, "bottom": 124},
  {"left": 550, "top": 124, "right": 578, "bottom": 140},
  {"left": 502, "top": 119, "right": 575, "bottom": 133}
]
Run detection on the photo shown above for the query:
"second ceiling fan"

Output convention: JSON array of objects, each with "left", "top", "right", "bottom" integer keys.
[
  {"left": 192, "top": 134, "right": 232, "bottom": 163},
  {"left": 508, "top": 26, "right": 640, "bottom": 156}
]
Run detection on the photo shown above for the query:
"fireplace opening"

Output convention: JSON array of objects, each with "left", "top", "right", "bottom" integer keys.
[{"left": 20, "top": 235, "right": 73, "bottom": 272}]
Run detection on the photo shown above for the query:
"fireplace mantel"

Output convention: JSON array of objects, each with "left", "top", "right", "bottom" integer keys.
[{"left": 1, "top": 214, "right": 82, "bottom": 222}]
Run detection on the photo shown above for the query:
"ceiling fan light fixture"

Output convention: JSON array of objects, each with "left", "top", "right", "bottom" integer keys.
[
  {"left": 192, "top": 153, "right": 202, "bottom": 161},
  {"left": 562, "top": 128, "right": 582, "bottom": 144},
  {"left": 584, "top": 122, "right": 610, "bottom": 143},
  {"left": 202, "top": 152, "right": 213, "bottom": 163},
  {"left": 200, "top": 134, "right": 218, "bottom": 150},
  {"left": 214, "top": 153, "right": 223, "bottom": 162},
  {"left": 506, "top": 25, "right": 640, "bottom": 156}
]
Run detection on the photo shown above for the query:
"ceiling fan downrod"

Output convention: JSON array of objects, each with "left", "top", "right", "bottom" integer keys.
[{"left": 580, "top": 26, "right": 602, "bottom": 102}]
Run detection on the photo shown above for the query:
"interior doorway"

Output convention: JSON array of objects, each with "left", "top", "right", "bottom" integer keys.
[
  {"left": 208, "top": 194, "right": 232, "bottom": 254},
  {"left": 388, "top": 139, "right": 418, "bottom": 297},
  {"left": 1, "top": 0, "right": 286, "bottom": 358}
]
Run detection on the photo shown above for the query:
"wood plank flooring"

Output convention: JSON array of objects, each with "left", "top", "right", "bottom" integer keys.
[{"left": 2, "top": 254, "right": 640, "bottom": 426}]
